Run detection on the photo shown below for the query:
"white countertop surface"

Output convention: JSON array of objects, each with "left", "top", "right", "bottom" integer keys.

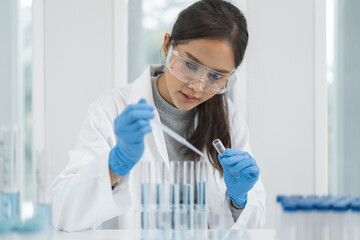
[{"left": 3, "top": 229, "right": 277, "bottom": 240}]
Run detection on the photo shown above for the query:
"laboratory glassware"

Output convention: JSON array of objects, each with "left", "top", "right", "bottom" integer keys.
[
  {"left": 36, "top": 150, "right": 53, "bottom": 228},
  {"left": 155, "top": 162, "right": 168, "bottom": 232},
  {"left": 169, "top": 161, "right": 180, "bottom": 230},
  {"left": 183, "top": 161, "right": 195, "bottom": 231},
  {"left": 195, "top": 161, "right": 208, "bottom": 231},
  {"left": 141, "top": 161, "right": 151, "bottom": 230},
  {"left": 212, "top": 138, "right": 226, "bottom": 155},
  {"left": 1, "top": 126, "right": 21, "bottom": 219}
]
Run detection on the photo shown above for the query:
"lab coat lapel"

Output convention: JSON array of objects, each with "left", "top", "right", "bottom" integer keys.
[{"left": 128, "top": 65, "right": 170, "bottom": 170}]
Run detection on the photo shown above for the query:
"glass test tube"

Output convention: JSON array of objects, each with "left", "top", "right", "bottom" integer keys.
[
  {"left": 1, "top": 126, "right": 21, "bottom": 219},
  {"left": 155, "top": 162, "right": 168, "bottom": 231},
  {"left": 212, "top": 139, "right": 226, "bottom": 155},
  {"left": 195, "top": 161, "right": 208, "bottom": 230},
  {"left": 169, "top": 161, "right": 180, "bottom": 229},
  {"left": 169, "top": 161, "right": 180, "bottom": 209},
  {"left": 196, "top": 161, "right": 208, "bottom": 209},
  {"left": 183, "top": 161, "right": 194, "bottom": 208},
  {"left": 36, "top": 150, "right": 53, "bottom": 228},
  {"left": 183, "top": 161, "right": 195, "bottom": 232},
  {"left": 141, "top": 161, "right": 151, "bottom": 230},
  {"left": 155, "top": 162, "right": 166, "bottom": 209}
]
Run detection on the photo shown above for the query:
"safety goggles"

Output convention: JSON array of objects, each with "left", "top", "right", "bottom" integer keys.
[{"left": 165, "top": 43, "right": 237, "bottom": 94}]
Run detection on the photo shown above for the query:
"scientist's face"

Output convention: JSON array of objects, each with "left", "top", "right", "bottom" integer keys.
[{"left": 157, "top": 34, "right": 235, "bottom": 111}]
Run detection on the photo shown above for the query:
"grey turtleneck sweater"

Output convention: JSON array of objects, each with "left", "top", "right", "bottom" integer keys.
[{"left": 151, "top": 73, "right": 243, "bottom": 222}]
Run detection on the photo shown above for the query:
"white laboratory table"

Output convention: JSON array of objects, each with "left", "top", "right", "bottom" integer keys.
[{"left": 4, "top": 229, "right": 277, "bottom": 240}]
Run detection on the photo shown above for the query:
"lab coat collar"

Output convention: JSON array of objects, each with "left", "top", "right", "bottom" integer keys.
[{"left": 128, "top": 64, "right": 164, "bottom": 106}]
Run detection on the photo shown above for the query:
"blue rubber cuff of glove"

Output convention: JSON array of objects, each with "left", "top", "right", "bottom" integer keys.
[
  {"left": 109, "top": 147, "right": 131, "bottom": 176},
  {"left": 229, "top": 192, "right": 248, "bottom": 208}
]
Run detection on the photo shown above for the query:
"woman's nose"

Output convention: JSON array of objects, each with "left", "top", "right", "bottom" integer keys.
[{"left": 188, "top": 79, "right": 204, "bottom": 92}]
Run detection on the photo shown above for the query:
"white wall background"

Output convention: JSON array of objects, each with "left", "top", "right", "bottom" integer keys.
[
  {"left": 39, "top": 0, "right": 327, "bottom": 228},
  {"left": 44, "top": 0, "right": 114, "bottom": 177},
  {"left": 246, "top": 0, "right": 320, "bottom": 228},
  {"left": 0, "top": 0, "right": 20, "bottom": 125}
]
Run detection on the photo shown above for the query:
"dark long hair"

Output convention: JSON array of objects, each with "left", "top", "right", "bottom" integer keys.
[{"left": 169, "top": 0, "right": 248, "bottom": 176}]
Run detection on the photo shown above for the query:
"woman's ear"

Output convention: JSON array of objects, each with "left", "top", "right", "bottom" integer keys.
[{"left": 162, "top": 33, "right": 171, "bottom": 58}]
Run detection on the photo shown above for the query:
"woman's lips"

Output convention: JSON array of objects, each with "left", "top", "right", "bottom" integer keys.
[{"left": 180, "top": 91, "right": 199, "bottom": 103}]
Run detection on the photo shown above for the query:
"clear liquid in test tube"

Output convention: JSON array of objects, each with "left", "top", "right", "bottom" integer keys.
[
  {"left": 155, "top": 162, "right": 166, "bottom": 209},
  {"left": 195, "top": 161, "right": 208, "bottom": 230},
  {"left": 155, "top": 162, "right": 168, "bottom": 232},
  {"left": 1, "top": 126, "right": 21, "bottom": 219},
  {"left": 169, "top": 161, "right": 180, "bottom": 229},
  {"left": 196, "top": 161, "right": 208, "bottom": 209},
  {"left": 141, "top": 161, "right": 151, "bottom": 230},
  {"left": 183, "top": 161, "right": 194, "bottom": 230}
]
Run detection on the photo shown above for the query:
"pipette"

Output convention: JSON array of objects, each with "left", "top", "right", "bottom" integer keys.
[
  {"left": 151, "top": 119, "right": 204, "bottom": 158},
  {"left": 117, "top": 96, "right": 205, "bottom": 158}
]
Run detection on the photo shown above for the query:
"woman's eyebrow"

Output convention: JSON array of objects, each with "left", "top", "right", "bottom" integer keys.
[{"left": 184, "top": 51, "right": 231, "bottom": 74}]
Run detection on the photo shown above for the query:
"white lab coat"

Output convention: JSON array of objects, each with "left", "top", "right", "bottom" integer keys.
[{"left": 51, "top": 65, "right": 266, "bottom": 232}]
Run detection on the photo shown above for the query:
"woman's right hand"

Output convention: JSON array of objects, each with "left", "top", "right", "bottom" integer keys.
[{"left": 109, "top": 98, "right": 154, "bottom": 176}]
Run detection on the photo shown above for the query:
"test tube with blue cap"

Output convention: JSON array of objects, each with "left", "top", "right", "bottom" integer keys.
[
  {"left": 314, "top": 196, "right": 332, "bottom": 240},
  {"left": 279, "top": 201, "right": 297, "bottom": 240},
  {"left": 331, "top": 196, "right": 353, "bottom": 240},
  {"left": 351, "top": 198, "right": 360, "bottom": 240},
  {"left": 1, "top": 126, "right": 21, "bottom": 219},
  {"left": 141, "top": 161, "right": 151, "bottom": 230},
  {"left": 298, "top": 198, "right": 316, "bottom": 240}
]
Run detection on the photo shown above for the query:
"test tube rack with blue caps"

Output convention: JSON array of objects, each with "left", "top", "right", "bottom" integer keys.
[{"left": 276, "top": 194, "right": 360, "bottom": 240}]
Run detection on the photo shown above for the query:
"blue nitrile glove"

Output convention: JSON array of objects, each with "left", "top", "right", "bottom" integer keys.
[
  {"left": 218, "top": 149, "right": 260, "bottom": 208},
  {"left": 109, "top": 98, "right": 154, "bottom": 176}
]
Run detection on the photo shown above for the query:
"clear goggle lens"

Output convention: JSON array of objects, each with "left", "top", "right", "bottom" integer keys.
[{"left": 165, "top": 44, "right": 237, "bottom": 94}]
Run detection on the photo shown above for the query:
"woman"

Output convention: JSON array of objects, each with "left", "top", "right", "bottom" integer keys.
[{"left": 52, "top": 0, "right": 265, "bottom": 232}]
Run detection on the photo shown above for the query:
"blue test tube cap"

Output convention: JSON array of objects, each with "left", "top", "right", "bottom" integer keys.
[
  {"left": 315, "top": 197, "right": 332, "bottom": 211},
  {"left": 276, "top": 195, "right": 287, "bottom": 203},
  {"left": 288, "top": 195, "right": 303, "bottom": 200},
  {"left": 299, "top": 199, "right": 315, "bottom": 211},
  {"left": 351, "top": 198, "right": 360, "bottom": 212},
  {"left": 281, "top": 195, "right": 303, "bottom": 208},
  {"left": 333, "top": 197, "right": 353, "bottom": 212},
  {"left": 282, "top": 201, "right": 298, "bottom": 212},
  {"left": 305, "top": 195, "right": 319, "bottom": 200},
  {"left": 282, "top": 195, "right": 303, "bottom": 204}
]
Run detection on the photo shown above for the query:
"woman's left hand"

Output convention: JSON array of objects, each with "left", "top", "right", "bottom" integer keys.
[{"left": 218, "top": 149, "right": 260, "bottom": 208}]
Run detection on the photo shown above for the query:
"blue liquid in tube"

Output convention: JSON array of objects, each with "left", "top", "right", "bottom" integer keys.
[
  {"left": 141, "top": 183, "right": 150, "bottom": 231},
  {"left": 141, "top": 210, "right": 150, "bottom": 230},
  {"left": 141, "top": 183, "right": 150, "bottom": 210},
  {"left": 37, "top": 202, "right": 52, "bottom": 227},
  {"left": 197, "top": 181, "right": 207, "bottom": 208},
  {"left": 169, "top": 183, "right": 179, "bottom": 229},
  {"left": 169, "top": 183, "right": 179, "bottom": 209},
  {"left": 1, "top": 191, "right": 20, "bottom": 218},
  {"left": 183, "top": 184, "right": 194, "bottom": 208},
  {"left": 156, "top": 183, "right": 165, "bottom": 209}
]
